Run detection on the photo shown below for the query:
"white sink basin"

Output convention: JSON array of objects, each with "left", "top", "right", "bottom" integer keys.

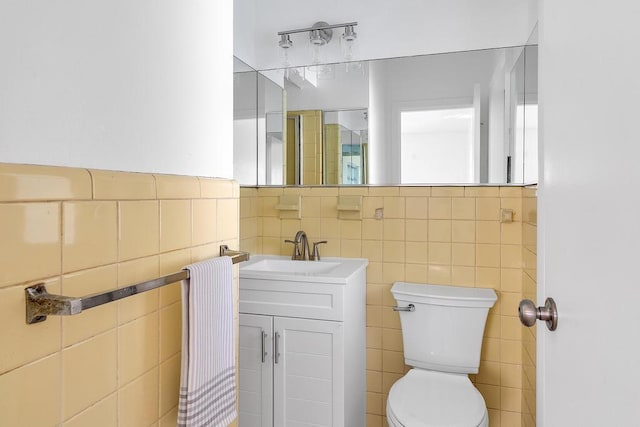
[
  {"left": 243, "top": 259, "right": 341, "bottom": 274},
  {"left": 240, "top": 255, "right": 368, "bottom": 284}
]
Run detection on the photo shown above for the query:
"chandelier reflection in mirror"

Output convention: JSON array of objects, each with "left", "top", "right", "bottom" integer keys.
[{"left": 278, "top": 21, "right": 358, "bottom": 67}]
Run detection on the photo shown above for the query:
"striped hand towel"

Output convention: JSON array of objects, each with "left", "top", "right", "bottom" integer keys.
[{"left": 178, "top": 257, "right": 237, "bottom": 427}]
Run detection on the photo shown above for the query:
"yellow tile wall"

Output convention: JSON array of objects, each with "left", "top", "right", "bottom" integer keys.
[
  {"left": 288, "top": 110, "right": 323, "bottom": 185},
  {"left": 240, "top": 185, "right": 537, "bottom": 427},
  {"left": 521, "top": 187, "right": 537, "bottom": 427},
  {"left": 0, "top": 163, "right": 239, "bottom": 426},
  {"left": 325, "top": 124, "right": 340, "bottom": 185}
]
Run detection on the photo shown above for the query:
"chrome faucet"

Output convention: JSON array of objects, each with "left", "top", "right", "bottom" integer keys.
[
  {"left": 284, "top": 231, "right": 327, "bottom": 261},
  {"left": 289, "top": 231, "right": 310, "bottom": 260}
]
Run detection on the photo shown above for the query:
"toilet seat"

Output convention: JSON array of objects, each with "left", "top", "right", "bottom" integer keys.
[{"left": 386, "top": 369, "right": 488, "bottom": 427}]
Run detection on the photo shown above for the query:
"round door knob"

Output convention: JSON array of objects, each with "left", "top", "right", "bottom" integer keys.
[
  {"left": 518, "top": 299, "right": 538, "bottom": 327},
  {"left": 518, "top": 298, "right": 558, "bottom": 331}
]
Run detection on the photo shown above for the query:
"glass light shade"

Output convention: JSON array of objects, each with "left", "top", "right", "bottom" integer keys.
[
  {"left": 341, "top": 27, "right": 358, "bottom": 61},
  {"left": 311, "top": 42, "right": 323, "bottom": 64},
  {"left": 279, "top": 46, "right": 291, "bottom": 67}
]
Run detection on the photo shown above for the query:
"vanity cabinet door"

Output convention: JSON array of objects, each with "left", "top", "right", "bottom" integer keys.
[
  {"left": 239, "top": 314, "right": 274, "bottom": 427},
  {"left": 273, "top": 317, "right": 344, "bottom": 427}
]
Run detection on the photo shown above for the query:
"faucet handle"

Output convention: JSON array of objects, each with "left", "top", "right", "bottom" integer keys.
[
  {"left": 284, "top": 239, "right": 301, "bottom": 259},
  {"left": 311, "top": 241, "right": 328, "bottom": 261}
]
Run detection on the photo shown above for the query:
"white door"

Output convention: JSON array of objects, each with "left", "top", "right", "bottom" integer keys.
[
  {"left": 539, "top": 1, "right": 640, "bottom": 425},
  {"left": 239, "top": 314, "right": 273, "bottom": 427},
  {"left": 273, "top": 317, "right": 344, "bottom": 427}
]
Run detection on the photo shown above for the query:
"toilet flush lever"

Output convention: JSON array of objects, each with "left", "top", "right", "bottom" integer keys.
[
  {"left": 393, "top": 304, "right": 415, "bottom": 312},
  {"left": 518, "top": 298, "right": 558, "bottom": 331}
]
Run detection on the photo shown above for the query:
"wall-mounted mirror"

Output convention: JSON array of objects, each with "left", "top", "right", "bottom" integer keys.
[
  {"left": 234, "top": 57, "right": 258, "bottom": 184},
  {"left": 234, "top": 45, "right": 538, "bottom": 186}
]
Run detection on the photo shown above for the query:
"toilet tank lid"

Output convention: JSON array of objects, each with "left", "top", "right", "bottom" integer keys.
[{"left": 391, "top": 282, "right": 497, "bottom": 307}]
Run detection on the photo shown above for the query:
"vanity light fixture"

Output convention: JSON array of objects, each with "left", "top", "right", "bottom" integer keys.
[{"left": 277, "top": 21, "right": 359, "bottom": 65}]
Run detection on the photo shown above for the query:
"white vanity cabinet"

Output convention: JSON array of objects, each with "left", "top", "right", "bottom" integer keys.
[
  {"left": 238, "top": 256, "right": 367, "bottom": 427},
  {"left": 240, "top": 314, "right": 344, "bottom": 427}
]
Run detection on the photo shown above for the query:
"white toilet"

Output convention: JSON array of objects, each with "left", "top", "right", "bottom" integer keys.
[{"left": 387, "top": 282, "right": 497, "bottom": 427}]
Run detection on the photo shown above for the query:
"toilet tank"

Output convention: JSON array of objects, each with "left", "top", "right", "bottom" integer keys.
[{"left": 391, "top": 282, "right": 497, "bottom": 374}]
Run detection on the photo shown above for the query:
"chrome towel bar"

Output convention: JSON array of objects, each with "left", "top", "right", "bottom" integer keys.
[{"left": 25, "top": 245, "right": 249, "bottom": 325}]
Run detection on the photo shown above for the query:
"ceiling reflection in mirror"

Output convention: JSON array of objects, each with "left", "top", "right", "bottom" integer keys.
[{"left": 233, "top": 46, "right": 538, "bottom": 186}]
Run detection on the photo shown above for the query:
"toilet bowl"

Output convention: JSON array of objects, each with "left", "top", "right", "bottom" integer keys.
[
  {"left": 387, "top": 282, "right": 497, "bottom": 427},
  {"left": 386, "top": 369, "right": 488, "bottom": 427}
]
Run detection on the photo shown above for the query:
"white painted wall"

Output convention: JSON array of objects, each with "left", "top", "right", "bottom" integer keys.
[
  {"left": 538, "top": 0, "right": 640, "bottom": 425},
  {"left": 368, "top": 61, "right": 390, "bottom": 184},
  {"left": 234, "top": 0, "right": 258, "bottom": 68},
  {"left": 235, "top": 0, "right": 537, "bottom": 69},
  {"left": 257, "top": 74, "right": 284, "bottom": 185},
  {"left": 234, "top": 69, "right": 258, "bottom": 184},
  {"left": 0, "top": 0, "right": 233, "bottom": 178},
  {"left": 401, "top": 130, "right": 474, "bottom": 184},
  {"left": 487, "top": 51, "right": 508, "bottom": 183},
  {"left": 522, "top": 105, "right": 538, "bottom": 183},
  {"left": 234, "top": 119, "right": 257, "bottom": 184}
]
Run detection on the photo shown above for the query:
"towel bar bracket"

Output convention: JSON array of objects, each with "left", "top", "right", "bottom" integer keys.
[
  {"left": 26, "top": 284, "right": 82, "bottom": 324},
  {"left": 220, "top": 244, "right": 250, "bottom": 263}
]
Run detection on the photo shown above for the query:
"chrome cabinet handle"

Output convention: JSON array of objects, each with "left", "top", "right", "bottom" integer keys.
[
  {"left": 261, "top": 331, "right": 267, "bottom": 363},
  {"left": 274, "top": 332, "right": 281, "bottom": 364},
  {"left": 393, "top": 304, "right": 415, "bottom": 312}
]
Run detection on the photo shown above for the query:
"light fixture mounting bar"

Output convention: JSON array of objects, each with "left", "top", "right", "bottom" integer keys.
[{"left": 278, "top": 22, "right": 358, "bottom": 36}]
